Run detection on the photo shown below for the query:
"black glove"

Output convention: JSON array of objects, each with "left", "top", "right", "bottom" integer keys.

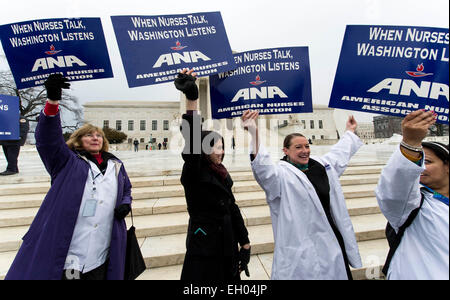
[
  {"left": 239, "top": 247, "right": 251, "bottom": 277},
  {"left": 174, "top": 72, "right": 198, "bottom": 101},
  {"left": 44, "top": 74, "right": 70, "bottom": 100},
  {"left": 114, "top": 204, "right": 131, "bottom": 220}
]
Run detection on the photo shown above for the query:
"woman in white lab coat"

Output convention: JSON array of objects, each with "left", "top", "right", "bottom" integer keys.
[
  {"left": 241, "top": 110, "right": 363, "bottom": 280},
  {"left": 375, "top": 109, "right": 449, "bottom": 280}
]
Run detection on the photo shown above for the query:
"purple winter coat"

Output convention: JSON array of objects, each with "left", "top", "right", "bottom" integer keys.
[{"left": 5, "top": 111, "right": 132, "bottom": 280}]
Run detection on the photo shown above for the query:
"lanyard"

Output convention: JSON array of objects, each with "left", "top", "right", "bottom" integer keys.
[
  {"left": 89, "top": 166, "right": 102, "bottom": 198},
  {"left": 420, "top": 184, "right": 449, "bottom": 206}
]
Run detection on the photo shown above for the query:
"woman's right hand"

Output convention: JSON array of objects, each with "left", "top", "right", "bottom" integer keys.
[
  {"left": 44, "top": 74, "right": 70, "bottom": 103},
  {"left": 402, "top": 109, "right": 437, "bottom": 147},
  {"left": 174, "top": 68, "right": 198, "bottom": 101}
]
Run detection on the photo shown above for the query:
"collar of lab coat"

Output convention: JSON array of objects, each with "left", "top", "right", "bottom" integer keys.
[
  {"left": 279, "top": 159, "right": 326, "bottom": 215},
  {"left": 77, "top": 153, "right": 122, "bottom": 178}
]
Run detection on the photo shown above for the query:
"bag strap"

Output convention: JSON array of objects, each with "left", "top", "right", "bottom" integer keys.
[
  {"left": 130, "top": 206, "right": 134, "bottom": 227},
  {"left": 382, "top": 190, "right": 425, "bottom": 276}
]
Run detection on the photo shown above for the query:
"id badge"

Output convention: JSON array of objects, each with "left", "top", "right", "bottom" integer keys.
[{"left": 82, "top": 199, "right": 98, "bottom": 217}]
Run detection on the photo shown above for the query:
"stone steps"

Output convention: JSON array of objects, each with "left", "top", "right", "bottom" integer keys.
[
  {"left": 0, "top": 183, "right": 379, "bottom": 228},
  {"left": 0, "top": 174, "right": 379, "bottom": 210},
  {"left": 0, "top": 215, "right": 388, "bottom": 280},
  {"left": 0, "top": 193, "right": 381, "bottom": 228},
  {"left": 0, "top": 164, "right": 387, "bottom": 280},
  {"left": 0, "top": 195, "right": 381, "bottom": 252},
  {"left": 0, "top": 166, "right": 383, "bottom": 196},
  {"left": 0, "top": 164, "right": 384, "bottom": 185},
  {"left": 137, "top": 213, "right": 387, "bottom": 268},
  {"left": 136, "top": 238, "right": 390, "bottom": 280}
]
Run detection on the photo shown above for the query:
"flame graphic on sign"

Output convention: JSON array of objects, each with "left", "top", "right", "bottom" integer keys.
[
  {"left": 406, "top": 63, "right": 433, "bottom": 78},
  {"left": 250, "top": 75, "right": 266, "bottom": 86},
  {"left": 416, "top": 63, "right": 424, "bottom": 72},
  {"left": 45, "top": 44, "right": 62, "bottom": 55},
  {"left": 171, "top": 41, "right": 187, "bottom": 51}
]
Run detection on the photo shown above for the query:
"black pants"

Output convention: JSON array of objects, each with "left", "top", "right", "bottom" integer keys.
[
  {"left": 2, "top": 145, "right": 20, "bottom": 172},
  {"left": 62, "top": 261, "right": 108, "bottom": 280}
]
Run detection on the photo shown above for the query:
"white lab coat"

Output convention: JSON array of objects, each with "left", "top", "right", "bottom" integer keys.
[
  {"left": 251, "top": 131, "right": 363, "bottom": 280},
  {"left": 375, "top": 147, "right": 449, "bottom": 280},
  {"left": 65, "top": 160, "right": 119, "bottom": 273}
]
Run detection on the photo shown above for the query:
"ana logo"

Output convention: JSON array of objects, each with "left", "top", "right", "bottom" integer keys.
[
  {"left": 250, "top": 75, "right": 266, "bottom": 86},
  {"left": 171, "top": 41, "right": 187, "bottom": 51},
  {"left": 368, "top": 77, "right": 448, "bottom": 101},
  {"left": 231, "top": 77, "right": 288, "bottom": 103},
  {"left": 406, "top": 63, "right": 433, "bottom": 78},
  {"left": 153, "top": 51, "right": 211, "bottom": 68},
  {"left": 367, "top": 63, "right": 448, "bottom": 101},
  {"left": 31, "top": 45, "right": 87, "bottom": 72},
  {"left": 45, "top": 45, "right": 62, "bottom": 55}
]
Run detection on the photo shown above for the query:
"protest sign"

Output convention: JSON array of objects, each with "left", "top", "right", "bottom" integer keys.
[
  {"left": 111, "top": 12, "right": 237, "bottom": 87},
  {"left": 0, "top": 94, "right": 19, "bottom": 140},
  {"left": 209, "top": 47, "right": 313, "bottom": 119},
  {"left": 0, "top": 17, "right": 113, "bottom": 89},
  {"left": 329, "top": 25, "right": 449, "bottom": 124}
]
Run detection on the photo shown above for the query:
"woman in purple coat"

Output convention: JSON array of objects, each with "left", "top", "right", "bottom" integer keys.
[{"left": 5, "top": 74, "right": 133, "bottom": 280}]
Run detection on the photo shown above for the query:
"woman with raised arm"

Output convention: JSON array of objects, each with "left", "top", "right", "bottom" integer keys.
[
  {"left": 241, "top": 109, "right": 363, "bottom": 280},
  {"left": 175, "top": 69, "right": 251, "bottom": 280},
  {"left": 5, "top": 74, "right": 133, "bottom": 280},
  {"left": 376, "top": 109, "right": 448, "bottom": 280}
]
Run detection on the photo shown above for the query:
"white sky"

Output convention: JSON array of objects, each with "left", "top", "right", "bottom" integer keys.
[{"left": 1, "top": 0, "right": 449, "bottom": 122}]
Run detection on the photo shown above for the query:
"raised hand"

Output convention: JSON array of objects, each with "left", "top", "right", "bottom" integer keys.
[
  {"left": 345, "top": 115, "right": 357, "bottom": 133},
  {"left": 242, "top": 110, "right": 260, "bottom": 156},
  {"left": 402, "top": 109, "right": 437, "bottom": 147},
  {"left": 44, "top": 74, "right": 70, "bottom": 101},
  {"left": 241, "top": 110, "right": 259, "bottom": 134},
  {"left": 174, "top": 68, "right": 198, "bottom": 101}
]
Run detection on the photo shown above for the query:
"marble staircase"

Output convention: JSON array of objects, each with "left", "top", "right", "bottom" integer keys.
[{"left": 0, "top": 164, "right": 388, "bottom": 280}]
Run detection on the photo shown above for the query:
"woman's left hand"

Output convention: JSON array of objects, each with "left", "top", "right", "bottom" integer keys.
[
  {"left": 345, "top": 115, "right": 357, "bottom": 133},
  {"left": 238, "top": 245, "right": 251, "bottom": 277},
  {"left": 241, "top": 110, "right": 259, "bottom": 134},
  {"left": 114, "top": 204, "right": 131, "bottom": 220}
]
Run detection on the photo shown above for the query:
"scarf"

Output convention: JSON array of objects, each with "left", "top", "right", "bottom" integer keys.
[
  {"left": 284, "top": 156, "right": 309, "bottom": 172},
  {"left": 77, "top": 150, "right": 117, "bottom": 175},
  {"left": 208, "top": 161, "right": 229, "bottom": 182}
]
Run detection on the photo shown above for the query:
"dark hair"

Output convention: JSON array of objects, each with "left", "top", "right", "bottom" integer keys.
[
  {"left": 201, "top": 130, "right": 225, "bottom": 161},
  {"left": 422, "top": 142, "right": 449, "bottom": 164},
  {"left": 283, "top": 133, "right": 306, "bottom": 148}
]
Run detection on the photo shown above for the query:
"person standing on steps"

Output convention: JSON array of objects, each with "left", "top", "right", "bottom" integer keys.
[
  {"left": 176, "top": 69, "right": 251, "bottom": 280},
  {"left": 5, "top": 74, "right": 133, "bottom": 280},
  {"left": 241, "top": 109, "right": 363, "bottom": 280},
  {"left": 0, "top": 115, "right": 29, "bottom": 176}
]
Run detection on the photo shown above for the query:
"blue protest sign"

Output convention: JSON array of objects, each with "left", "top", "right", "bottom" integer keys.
[
  {"left": 0, "top": 18, "right": 113, "bottom": 89},
  {"left": 111, "top": 12, "right": 237, "bottom": 87},
  {"left": 209, "top": 47, "right": 313, "bottom": 119},
  {"left": 329, "top": 25, "right": 449, "bottom": 124},
  {"left": 0, "top": 95, "right": 19, "bottom": 140}
]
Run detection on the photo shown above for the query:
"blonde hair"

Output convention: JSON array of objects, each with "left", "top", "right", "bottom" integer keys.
[{"left": 66, "top": 124, "right": 109, "bottom": 153}]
